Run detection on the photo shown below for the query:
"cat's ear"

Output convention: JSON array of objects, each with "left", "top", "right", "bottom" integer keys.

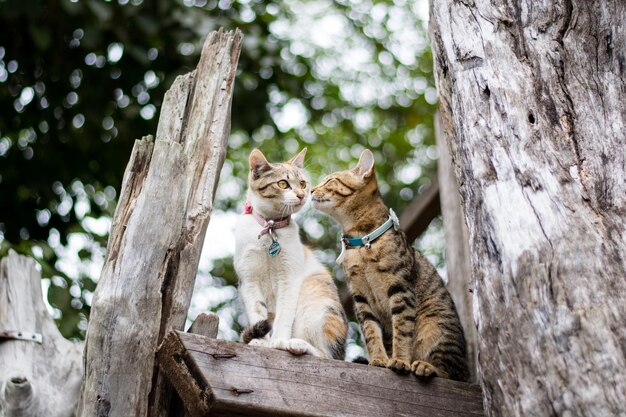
[
  {"left": 288, "top": 147, "right": 307, "bottom": 168},
  {"left": 354, "top": 149, "right": 375, "bottom": 179},
  {"left": 249, "top": 149, "right": 272, "bottom": 179}
]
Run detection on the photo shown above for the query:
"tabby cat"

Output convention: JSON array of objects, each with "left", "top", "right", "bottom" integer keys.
[
  {"left": 234, "top": 148, "right": 348, "bottom": 359},
  {"left": 311, "top": 149, "right": 469, "bottom": 381}
]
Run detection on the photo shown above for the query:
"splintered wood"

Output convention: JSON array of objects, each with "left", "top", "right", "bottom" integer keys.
[
  {"left": 77, "top": 29, "right": 243, "bottom": 417},
  {"left": 158, "top": 331, "right": 484, "bottom": 417}
]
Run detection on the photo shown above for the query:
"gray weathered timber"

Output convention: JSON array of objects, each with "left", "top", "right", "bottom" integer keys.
[
  {"left": 77, "top": 28, "right": 243, "bottom": 417},
  {"left": 0, "top": 250, "right": 83, "bottom": 417},
  {"left": 430, "top": 1, "right": 625, "bottom": 416},
  {"left": 168, "top": 313, "right": 220, "bottom": 417},
  {"left": 187, "top": 313, "right": 220, "bottom": 339},
  {"left": 398, "top": 178, "right": 441, "bottom": 243},
  {"left": 158, "top": 331, "right": 484, "bottom": 417},
  {"left": 435, "top": 114, "right": 477, "bottom": 382}
]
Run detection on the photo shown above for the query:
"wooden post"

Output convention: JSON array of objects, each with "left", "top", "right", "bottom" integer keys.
[
  {"left": 77, "top": 29, "right": 243, "bottom": 417},
  {"left": 0, "top": 250, "right": 83, "bottom": 417},
  {"left": 435, "top": 114, "right": 477, "bottom": 381},
  {"left": 399, "top": 179, "right": 441, "bottom": 244},
  {"left": 187, "top": 313, "right": 219, "bottom": 339},
  {"left": 158, "top": 331, "right": 485, "bottom": 417}
]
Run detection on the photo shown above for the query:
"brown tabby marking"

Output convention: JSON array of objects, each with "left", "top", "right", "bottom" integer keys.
[
  {"left": 311, "top": 150, "right": 469, "bottom": 381},
  {"left": 249, "top": 152, "right": 308, "bottom": 203}
]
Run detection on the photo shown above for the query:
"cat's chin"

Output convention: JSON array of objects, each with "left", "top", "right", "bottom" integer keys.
[
  {"left": 311, "top": 198, "right": 332, "bottom": 212},
  {"left": 283, "top": 202, "right": 304, "bottom": 214}
]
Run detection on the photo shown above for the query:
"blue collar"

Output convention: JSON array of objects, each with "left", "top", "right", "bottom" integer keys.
[{"left": 336, "top": 209, "right": 400, "bottom": 264}]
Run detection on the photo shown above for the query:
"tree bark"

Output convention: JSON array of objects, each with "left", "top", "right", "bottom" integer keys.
[
  {"left": 430, "top": 1, "right": 625, "bottom": 416},
  {"left": 0, "top": 250, "right": 83, "bottom": 417},
  {"left": 436, "top": 114, "right": 477, "bottom": 382},
  {"left": 77, "top": 28, "right": 242, "bottom": 417}
]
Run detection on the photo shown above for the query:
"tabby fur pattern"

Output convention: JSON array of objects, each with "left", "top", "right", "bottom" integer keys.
[{"left": 311, "top": 149, "right": 469, "bottom": 381}]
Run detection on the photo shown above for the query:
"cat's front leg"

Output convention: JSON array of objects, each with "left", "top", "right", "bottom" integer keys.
[
  {"left": 345, "top": 268, "right": 389, "bottom": 367},
  {"left": 269, "top": 279, "right": 301, "bottom": 347},
  {"left": 352, "top": 295, "right": 389, "bottom": 367},
  {"left": 386, "top": 280, "right": 417, "bottom": 374},
  {"left": 239, "top": 280, "right": 270, "bottom": 346}
]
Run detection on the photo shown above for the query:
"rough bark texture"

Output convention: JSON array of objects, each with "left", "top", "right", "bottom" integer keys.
[
  {"left": 158, "top": 331, "right": 484, "bottom": 417},
  {"left": 0, "top": 250, "right": 83, "bottom": 417},
  {"left": 436, "top": 114, "right": 477, "bottom": 382},
  {"left": 430, "top": 1, "right": 625, "bottom": 416},
  {"left": 77, "top": 28, "right": 242, "bottom": 417}
]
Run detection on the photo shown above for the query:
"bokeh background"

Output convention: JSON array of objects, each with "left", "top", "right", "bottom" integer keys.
[{"left": 0, "top": 0, "right": 443, "bottom": 359}]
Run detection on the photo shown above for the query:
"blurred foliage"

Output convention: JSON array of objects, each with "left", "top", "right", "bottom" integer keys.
[{"left": 0, "top": 0, "right": 439, "bottom": 340}]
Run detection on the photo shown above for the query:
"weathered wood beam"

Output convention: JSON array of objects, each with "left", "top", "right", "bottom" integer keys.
[
  {"left": 0, "top": 250, "right": 83, "bottom": 417},
  {"left": 158, "top": 331, "right": 484, "bottom": 417},
  {"left": 168, "top": 313, "right": 221, "bottom": 417},
  {"left": 435, "top": 113, "right": 477, "bottom": 381},
  {"left": 77, "top": 28, "right": 243, "bottom": 417},
  {"left": 399, "top": 178, "right": 441, "bottom": 243}
]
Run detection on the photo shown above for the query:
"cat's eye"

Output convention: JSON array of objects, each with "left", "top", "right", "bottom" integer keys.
[
  {"left": 277, "top": 180, "right": 289, "bottom": 189},
  {"left": 300, "top": 181, "right": 307, "bottom": 189}
]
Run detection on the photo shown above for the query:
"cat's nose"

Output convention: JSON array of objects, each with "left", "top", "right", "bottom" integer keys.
[{"left": 296, "top": 193, "right": 305, "bottom": 201}]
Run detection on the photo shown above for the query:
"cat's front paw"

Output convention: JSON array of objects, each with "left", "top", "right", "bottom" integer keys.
[
  {"left": 285, "top": 338, "right": 310, "bottom": 356},
  {"left": 411, "top": 360, "right": 442, "bottom": 378},
  {"left": 368, "top": 357, "right": 388, "bottom": 368},
  {"left": 269, "top": 338, "right": 288, "bottom": 351},
  {"left": 270, "top": 338, "right": 310, "bottom": 355},
  {"left": 249, "top": 338, "right": 269, "bottom": 348},
  {"left": 387, "top": 358, "right": 411, "bottom": 374}
]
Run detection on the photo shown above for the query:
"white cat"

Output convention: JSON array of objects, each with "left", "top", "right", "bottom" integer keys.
[{"left": 234, "top": 148, "right": 347, "bottom": 359}]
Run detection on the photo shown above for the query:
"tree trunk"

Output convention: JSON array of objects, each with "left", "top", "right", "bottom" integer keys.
[
  {"left": 436, "top": 114, "right": 477, "bottom": 382},
  {"left": 0, "top": 250, "right": 83, "bottom": 417},
  {"left": 77, "top": 28, "right": 242, "bottom": 417},
  {"left": 430, "top": 1, "right": 625, "bottom": 416}
]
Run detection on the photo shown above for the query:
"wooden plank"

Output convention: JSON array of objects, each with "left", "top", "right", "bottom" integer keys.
[
  {"left": 399, "top": 178, "right": 441, "bottom": 243},
  {"left": 158, "top": 331, "right": 484, "bottom": 417}
]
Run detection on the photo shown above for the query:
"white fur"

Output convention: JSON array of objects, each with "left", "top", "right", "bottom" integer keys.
[{"left": 234, "top": 201, "right": 335, "bottom": 358}]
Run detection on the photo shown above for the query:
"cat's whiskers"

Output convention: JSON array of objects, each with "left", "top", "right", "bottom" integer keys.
[{"left": 279, "top": 203, "right": 289, "bottom": 220}]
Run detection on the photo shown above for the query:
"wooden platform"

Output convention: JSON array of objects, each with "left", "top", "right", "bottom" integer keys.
[{"left": 157, "top": 331, "right": 484, "bottom": 417}]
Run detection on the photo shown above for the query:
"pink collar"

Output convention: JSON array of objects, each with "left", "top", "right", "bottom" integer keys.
[{"left": 243, "top": 202, "right": 291, "bottom": 239}]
